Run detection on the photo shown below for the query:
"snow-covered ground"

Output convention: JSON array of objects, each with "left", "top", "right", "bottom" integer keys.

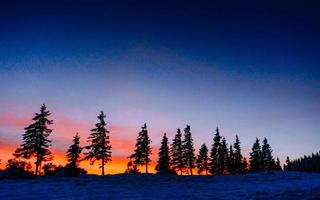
[{"left": 0, "top": 172, "right": 320, "bottom": 200}]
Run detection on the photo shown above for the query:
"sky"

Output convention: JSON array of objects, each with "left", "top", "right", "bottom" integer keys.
[{"left": 0, "top": 0, "right": 319, "bottom": 174}]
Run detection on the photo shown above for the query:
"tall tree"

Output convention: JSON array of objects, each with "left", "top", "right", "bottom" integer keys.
[
  {"left": 182, "top": 125, "right": 196, "bottom": 175},
  {"left": 84, "top": 111, "right": 112, "bottom": 176},
  {"left": 156, "top": 133, "right": 170, "bottom": 173},
  {"left": 261, "top": 138, "right": 275, "bottom": 170},
  {"left": 14, "top": 104, "right": 53, "bottom": 176},
  {"left": 170, "top": 128, "right": 184, "bottom": 175},
  {"left": 249, "top": 138, "right": 262, "bottom": 171},
  {"left": 66, "top": 133, "right": 83, "bottom": 169},
  {"left": 218, "top": 137, "right": 228, "bottom": 174},
  {"left": 209, "top": 127, "right": 221, "bottom": 175},
  {"left": 196, "top": 143, "right": 209, "bottom": 175},
  {"left": 130, "top": 123, "right": 152, "bottom": 174},
  {"left": 233, "top": 135, "right": 243, "bottom": 173}
]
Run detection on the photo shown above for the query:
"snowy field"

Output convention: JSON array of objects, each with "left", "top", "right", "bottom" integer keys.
[{"left": 0, "top": 172, "right": 320, "bottom": 200}]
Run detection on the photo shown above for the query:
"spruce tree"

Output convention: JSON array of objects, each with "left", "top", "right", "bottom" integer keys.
[
  {"left": 218, "top": 137, "right": 228, "bottom": 174},
  {"left": 249, "top": 138, "right": 262, "bottom": 171},
  {"left": 130, "top": 123, "right": 152, "bottom": 174},
  {"left": 261, "top": 138, "right": 275, "bottom": 170},
  {"left": 14, "top": 104, "right": 53, "bottom": 176},
  {"left": 227, "top": 145, "right": 235, "bottom": 174},
  {"left": 84, "top": 111, "right": 112, "bottom": 176},
  {"left": 66, "top": 133, "right": 83, "bottom": 172},
  {"left": 209, "top": 127, "right": 221, "bottom": 175},
  {"left": 182, "top": 125, "right": 196, "bottom": 175},
  {"left": 233, "top": 135, "right": 243, "bottom": 173},
  {"left": 156, "top": 133, "right": 170, "bottom": 174},
  {"left": 170, "top": 128, "right": 184, "bottom": 175},
  {"left": 196, "top": 143, "right": 209, "bottom": 175}
]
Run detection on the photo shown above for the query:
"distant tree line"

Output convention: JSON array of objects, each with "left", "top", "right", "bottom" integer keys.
[
  {"left": 284, "top": 152, "right": 320, "bottom": 173},
  {"left": 0, "top": 104, "right": 285, "bottom": 178}
]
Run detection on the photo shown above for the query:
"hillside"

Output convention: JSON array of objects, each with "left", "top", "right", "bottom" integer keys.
[{"left": 1, "top": 172, "right": 320, "bottom": 200}]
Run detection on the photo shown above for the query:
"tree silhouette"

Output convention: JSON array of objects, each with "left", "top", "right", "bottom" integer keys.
[
  {"left": 227, "top": 145, "right": 235, "bottom": 174},
  {"left": 14, "top": 104, "right": 53, "bottom": 176},
  {"left": 210, "top": 127, "right": 221, "bottom": 175},
  {"left": 261, "top": 138, "right": 276, "bottom": 170},
  {"left": 170, "top": 128, "right": 185, "bottom": 175},
  {"left": 249, "top": 138, "right": 262, "bottom": 171},
  {"left": 130, "top": 123, "right": 152, "bottom": 174},
  {"left": 218, "top": 137, "right": 228, "bottom": 174},
  {"left": 182, "top": 125, "right": 196, "bottom": 175},
  {"left": 275, "top": 157, "right": 282, "bottom": 171},
  {"left": 156, "top": 133, "right": 171, "bottom": 174},
  {"left": 233, "top": 135, "right": 243, "bottom": 173},
  {"left": 66, "top": 133, "right": 82, "bottom": 169},
  {"left": 196, "top": 143, "right": 209, "bottom": 175},
  {"left": 125, "top": 159, "right": 140, "bottom": 174},
  {"left": 284, "top": 152, "right": 320, "bottom": 173},
  {"left": 84, "top": 111, "right": 111, "bottom": 176}
]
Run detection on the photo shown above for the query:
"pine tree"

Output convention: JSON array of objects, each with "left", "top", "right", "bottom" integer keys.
[
  {"left": 66, "top": 133, "right": 82, "bottom": 169},
  {"left": 218, "top": 137, "right": 228, "bottom": 174},
  {"left": 182, "top": 125, "right": 196, "bottom": 175},
  {"left": 84, "top": 111, "right": 112, "bottom": 176},
  {"left": 196, "top": 143, "right": 209, "bottom": 175},
  {"left": 261, "top": 138, "right": 275, "bottom": 170},
  {"left": 170, "top": 128, "right": 184, "bottom": 175},
  {"left": 156, "top": 133, "right": 170, "bottom": 174},
  {"left": 233, "top": 135, "right": 243, "bottom": 173},
  {"left": 14, "top": 104, "right": 53, "bottom": 176},
  {"left": 130, "top": 123, "right": 152, "bottom": 174},
  {"left": 249, "top": 138, "right": 262, "bottom": 171},
  {"left": 227, "top": 145, "right": 235, "bottom": 174},
  {"left": 209, "top": 127, "right": 221, "bottom": 175}
]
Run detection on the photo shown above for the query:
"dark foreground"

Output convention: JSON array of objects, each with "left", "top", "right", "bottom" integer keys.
[{"left": 0, "top": 172, "right": 320, "bottom": 200}]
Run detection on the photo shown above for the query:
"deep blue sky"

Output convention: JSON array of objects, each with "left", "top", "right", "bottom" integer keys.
[{"left": 0, "top": 0, "right": 320, "bottom": 171}]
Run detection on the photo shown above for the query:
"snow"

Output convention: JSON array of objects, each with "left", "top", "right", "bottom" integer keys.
[{"left": 0, "top": 172, "right": 320, "bottom": 199}]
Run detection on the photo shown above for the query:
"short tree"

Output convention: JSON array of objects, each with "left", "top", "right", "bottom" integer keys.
[
  {"left": 125, "top": 160, "right": 140, "bottom": 174},
  {"left": 249, "top": 138, "right": 262, "bottom": 171},
  {"left": 14, "top": 104, "right": 53, "bottom": 176},
  {"left": 130, "top": 123, "right": 152, "bottom": 174},
  {"left": 84, "top": 111, "right": 112, "bottom": 176},
  {"left": 66, "top": 133, "right": 83, "bottom": 169},
  {"left": 156, "top": 133, "right": 170, "bottom": 174},
  {"left": 196, "top": 143, "right": 209, "bottom": 175}
]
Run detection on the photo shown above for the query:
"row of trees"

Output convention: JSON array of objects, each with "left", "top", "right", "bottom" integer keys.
[
  {"left": 2, "top": 104, "right": 282, "bottom": 176},
  {"left": 10, "top": 104, "right": 111, "bottom": 176},
  {"left": 126, "top": 125, "right": 282, "bottom": 175},
  {"left": 284, "top": 152, "right": 320, "bottom": 173}
]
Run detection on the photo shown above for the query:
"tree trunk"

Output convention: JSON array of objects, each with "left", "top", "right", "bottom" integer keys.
[
  {"left": 190, "top": 166, "right": 193, "bottom": 175},
  {"left": 146, "top": 161, "right": 148, "bottom": 174},
  {"left": 180, "top": 168, "right": 182, "bottom": 175},
  {"left": 35, "top": 155, "right": 40, "bottom": 176},
  {"left": 101, "top": 158, "right": 105, "bottom": 176}
]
